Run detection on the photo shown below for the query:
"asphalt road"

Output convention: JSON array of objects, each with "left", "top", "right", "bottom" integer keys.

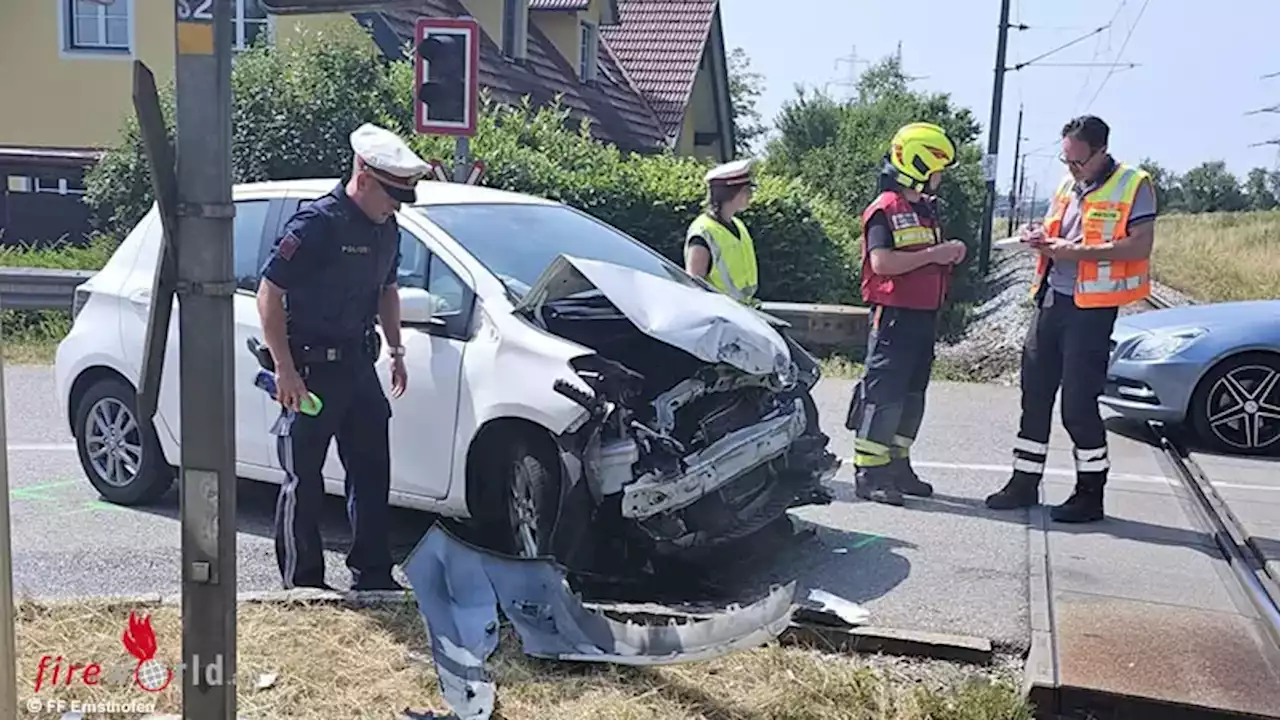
[{"left": 5, "top": 365, "right": 1277, "bottom": 649}]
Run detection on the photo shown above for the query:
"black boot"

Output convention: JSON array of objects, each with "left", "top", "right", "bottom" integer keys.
[
  {"left": 889, "top": 457, "right": 933, "bottom": 497},
  {"left": 1050, "top": 476, "right": 1105, "bottom": 523},
  {"left": 855, "top": 466, "right": 904, "bottom": 506},
  {"left": 985, "top": 472, "right": 1041, "bottom": 510}
]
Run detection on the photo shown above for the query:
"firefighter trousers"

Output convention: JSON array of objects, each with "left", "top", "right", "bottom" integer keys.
[
  {"left": 1012, "top": 290, "right": 1119, "bottom": 486},
  {"left": 849, "top": 305, "right": 938, "bottom": 472}
]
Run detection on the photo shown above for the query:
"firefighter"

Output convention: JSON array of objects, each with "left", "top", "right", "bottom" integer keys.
[
  {"left": 684, "top": 158, "right": 761, "bottom": 307},
  {"left": 848, "top": 122, "right": 968, "bottom": 506},
  {"left": 985, "top": 115, "right": 1156, "bottom": 523}
]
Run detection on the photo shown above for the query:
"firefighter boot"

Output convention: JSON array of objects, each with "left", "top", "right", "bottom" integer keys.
[
  {"left": 888, "top": 456, "right": 933, "bottom": 497},
  {"left": 1050, "top": 476, "right": 1105, "bottom": 523},
  {"left": 984, "top": 472, "right": 1041, "bottom": 510},
  {"left": 855, "top": 466, "right": 904, "bottom": 506}
]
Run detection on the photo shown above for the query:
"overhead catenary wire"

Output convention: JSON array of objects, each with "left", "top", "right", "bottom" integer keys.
[{"left": 1085, "top": 0, "right": 1152, "bottom": 110}]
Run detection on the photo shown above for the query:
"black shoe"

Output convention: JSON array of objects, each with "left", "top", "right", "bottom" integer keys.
[
  {"left": 290, "top": 580, "right": 337, "bottom": 592},
  {"left": 351, "top": 575, "right": 407, "bottom": 592},
  {"left": 985, "top": 473, "right": 1041, "bottom": 510},
  {"left": 854, "top": 469, "right": 904, "bottom": 506},
  {"left": 889, "top": 458, "right": 933, "bottom": 497},
  {"left": 1050, "top": 485, "right": 1104, "bottom": 523}
]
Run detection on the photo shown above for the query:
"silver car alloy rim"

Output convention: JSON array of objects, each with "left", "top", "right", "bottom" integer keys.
[
  {"left": 1205, "top": 364, "right": 1280, "bottom": 451},
  {"left": 85, "top": 397, "right": 144, "bottom": 488},
  {"left": 508, "top": 461, "right": 539, "bottom": 558}
]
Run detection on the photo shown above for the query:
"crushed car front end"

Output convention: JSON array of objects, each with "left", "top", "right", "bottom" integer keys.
[{"left": 517, "top": 255, "right": 839, "bottom": 566}]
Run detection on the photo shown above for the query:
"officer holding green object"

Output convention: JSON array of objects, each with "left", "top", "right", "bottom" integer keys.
[{"left": 256, "top": 122, "right": 421, "bottom": 593}]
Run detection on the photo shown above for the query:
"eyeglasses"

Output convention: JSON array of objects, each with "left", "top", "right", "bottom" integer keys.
[{"left": 1059, "top": 147, "right": 1099, "bottom": 169}]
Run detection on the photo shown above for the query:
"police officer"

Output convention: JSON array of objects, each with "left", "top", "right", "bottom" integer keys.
[
  {"left": 985, "top": 115, "right": 1156, "bottom": 523},
  {"left": 256, "top": 122, "right": 427, "bottom": 591},
  {"left": 849, "top": 122, "right": 967, "bottom": 506},
  {"left": 684, "top": 158, "right": 760, "bottom": 306}
]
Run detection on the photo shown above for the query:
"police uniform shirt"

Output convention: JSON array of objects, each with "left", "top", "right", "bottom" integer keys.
[
  {"left": 1045, "top": 156, "right": 1157, "bottom": 296},
  {"left": 261, "top": 182, "right": 401, "bottom": 346},
  {"left": 864, "top": 197, "right": 939, "bottom": 253}
]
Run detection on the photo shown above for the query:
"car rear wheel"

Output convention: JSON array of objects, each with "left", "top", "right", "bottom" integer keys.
[
  {"left": 1189, "top": 352, "right": 1280, "bottom": 456},
  {"left": 73, "top": 376, "right": 174, "bottom": 504}
]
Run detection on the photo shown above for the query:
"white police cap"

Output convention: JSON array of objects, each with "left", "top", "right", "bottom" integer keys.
[
  {"left": 705, "top": 157, "right": 757, "bottom": 186},
  {"left": 349, "top": 122, "right": 431, "bottom": 203}
]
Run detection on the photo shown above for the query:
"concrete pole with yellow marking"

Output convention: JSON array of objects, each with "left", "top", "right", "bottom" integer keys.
[{"left": 173, "top": 1, "right": 238, "bottom": 717}]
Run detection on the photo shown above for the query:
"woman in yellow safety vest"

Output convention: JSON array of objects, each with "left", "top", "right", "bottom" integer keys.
[
  {"left": 684, "top": 157, "right": 840, "bottom": 477},
  {"left": 683, "top": 158, "right": 761, "bottom": 307}
]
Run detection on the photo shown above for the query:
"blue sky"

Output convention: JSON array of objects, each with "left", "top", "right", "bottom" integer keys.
[{"left": 719, "top": 0, "right": 1280, "bottom": 198}]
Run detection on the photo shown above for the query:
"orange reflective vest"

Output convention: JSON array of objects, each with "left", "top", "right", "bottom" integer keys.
[{"left": 1031, "top": 163, "right": 1151, "bottom": 308}]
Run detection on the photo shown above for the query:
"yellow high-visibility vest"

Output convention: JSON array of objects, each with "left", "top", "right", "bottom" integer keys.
[
  {"left": 1033, "top": 163, "right": 1151, "bottom": 308},
  {"left": 686, "top": 213, "right": 760, "bottom": 306}
]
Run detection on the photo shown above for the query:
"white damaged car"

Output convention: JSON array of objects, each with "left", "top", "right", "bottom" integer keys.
[{"left": 54, "top": 179, "right": 838, "bottom": 572}]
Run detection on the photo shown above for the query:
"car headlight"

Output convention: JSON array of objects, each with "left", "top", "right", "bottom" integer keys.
[{"left": 1125, "top": 327, "right": 1207, "bottom": 361}]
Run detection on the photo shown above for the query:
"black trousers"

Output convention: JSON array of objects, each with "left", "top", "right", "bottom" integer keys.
[
  {"left": 272, "top": 357, "right": 394, "bottom": 589},
  {"left": 1012, "top": 290, "right": 1118, "bottom": 485},
  {"left": 850, "top": 305, "right": 938, "bottom": 471}
]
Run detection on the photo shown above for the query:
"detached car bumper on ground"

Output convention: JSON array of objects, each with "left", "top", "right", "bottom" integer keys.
[
  {"left": 1100, "top": 299, "right": 1280, "bottom": 456},
  {"left": 54, "top": 178, "right": 838, "bottom": 576}
]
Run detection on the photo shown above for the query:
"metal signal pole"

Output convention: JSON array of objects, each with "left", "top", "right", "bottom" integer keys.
[
  {"left": 978, "top": 0, "right": 1012, "bottom": 276},
  {"left": 1007, "top": 104, "right": 1023, "bottom": 233},
  {"left": 173, "top": 0, "right": 237, "bottom": 716}
]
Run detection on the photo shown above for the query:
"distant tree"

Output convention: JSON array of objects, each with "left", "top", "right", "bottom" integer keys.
[
  {"left": 1137, "top": 158, "right": 1185, "bottom": 213},
  {"left": 1244, "top": 166, "right": 1279, "bottom": 211},
  {"left": 1179, "top": 161, "right": 1248, "bottom": 213},
  {"left": 726, "top": 47, "right": 767, "bottom": 156}
]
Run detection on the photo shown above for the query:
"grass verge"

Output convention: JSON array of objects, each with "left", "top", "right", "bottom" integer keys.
[
  {"left": 817, "top": 353, "right": 980, "bottom": 383},
  {"left": 15, "top": 598, "right": 1032, "bottom": 720},
  {"left": 1152, "top": 210, "right": 1280, "bottom": 302}
]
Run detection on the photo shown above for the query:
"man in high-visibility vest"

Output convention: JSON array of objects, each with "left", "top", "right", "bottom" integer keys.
[
  {"left": 847, "top": 122, "right": 968, "bottom": 506},
  {"left": 684, "top": 158, "right": 760, "bottom": 307},
  {"left": 985, "top": 115, "right": 1156, "bottom": 523}
]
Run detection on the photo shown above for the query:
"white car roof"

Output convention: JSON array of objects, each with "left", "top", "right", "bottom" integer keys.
[{"left": 231, "top": 178, "right": 560, "bottom": 207}]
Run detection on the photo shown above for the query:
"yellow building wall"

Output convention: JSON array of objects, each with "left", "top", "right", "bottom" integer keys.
[
  {"left": 532, "top": 12, "right": 579, "bottom": 71},
  {"left": 457, "top": 0, "right": 504, "bottom": 44},
  {"left": 0, "top": 0, "right": 352, "bottom": 150},
  {"left": 678, "top": 63, "right": 725, "bottom": 162}
]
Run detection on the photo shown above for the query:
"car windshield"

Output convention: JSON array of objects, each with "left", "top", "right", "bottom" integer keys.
[{"left": 410, "top": 202, "right": 704, "bottom": 301}]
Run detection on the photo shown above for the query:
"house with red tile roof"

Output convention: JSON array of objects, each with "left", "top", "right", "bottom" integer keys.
[
  {"left": 0, "top": 0, "right": 735, "bottom": 245},
  {"left": 356, "top": 0, "right": 736, "bottom": 161}
]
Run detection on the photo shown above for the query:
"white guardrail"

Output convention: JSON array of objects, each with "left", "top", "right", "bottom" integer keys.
[{"left": 0, "top": 267, "right": 97, "bottom": 311}]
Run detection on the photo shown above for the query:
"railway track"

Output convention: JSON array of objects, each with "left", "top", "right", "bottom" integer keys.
[
  {"left": 1145, "top": 283, "right": 1180, "bottom": 310},
  {"left": 1148, "top": 420, "right": 1280, "bottom": 652}
]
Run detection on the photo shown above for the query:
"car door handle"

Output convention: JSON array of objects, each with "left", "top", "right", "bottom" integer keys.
[{"left": 128, "top": 289, "right": 151, "bottom": 308}]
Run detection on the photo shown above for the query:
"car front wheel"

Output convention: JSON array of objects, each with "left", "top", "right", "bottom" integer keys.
[
  {"left": 501, "top": 441, "right": 562, "bottom": 558},
  {"left": 1189, "top": 352, "right": 1280, "bottom": 456},
  {"left": 73, "top": 376, "right": 174, "bottom": 504}
]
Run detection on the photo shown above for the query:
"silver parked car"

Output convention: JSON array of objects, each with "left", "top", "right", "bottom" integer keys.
[{"left": 1101, "top": 299, "right": 1280, "bottom": 456}]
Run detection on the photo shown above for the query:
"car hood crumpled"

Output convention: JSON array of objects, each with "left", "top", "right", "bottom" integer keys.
[{"left": 514, "top": 254, "right": 792, "bottom": 376}]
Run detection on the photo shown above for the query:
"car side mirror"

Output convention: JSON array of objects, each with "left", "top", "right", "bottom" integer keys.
[{"left": 400, "top": 287, "right": 447, "bottom": 330}]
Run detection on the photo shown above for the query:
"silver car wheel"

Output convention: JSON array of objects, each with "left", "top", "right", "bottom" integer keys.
[
  {"left": 508, "top": 461, "right": 540, "bottom": 558},
  {"left": 1205, "top": 364, "right": 1280, "bottom": 451},
  {"left": 84, "top": 397, "right": 144, "bottom": 488}
]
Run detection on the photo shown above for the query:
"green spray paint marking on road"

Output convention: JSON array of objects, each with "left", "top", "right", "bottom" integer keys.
[
  {"left": 10, "top": 480, "right": 81, "bottom": 502},
  {"left": 850, "top": 533, "right": 883, "bottom": 549}
]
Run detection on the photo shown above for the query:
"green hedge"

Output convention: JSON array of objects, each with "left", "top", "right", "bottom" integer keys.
[{"left": 83, "top": 20, "right": 861, "bottom": 304}]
